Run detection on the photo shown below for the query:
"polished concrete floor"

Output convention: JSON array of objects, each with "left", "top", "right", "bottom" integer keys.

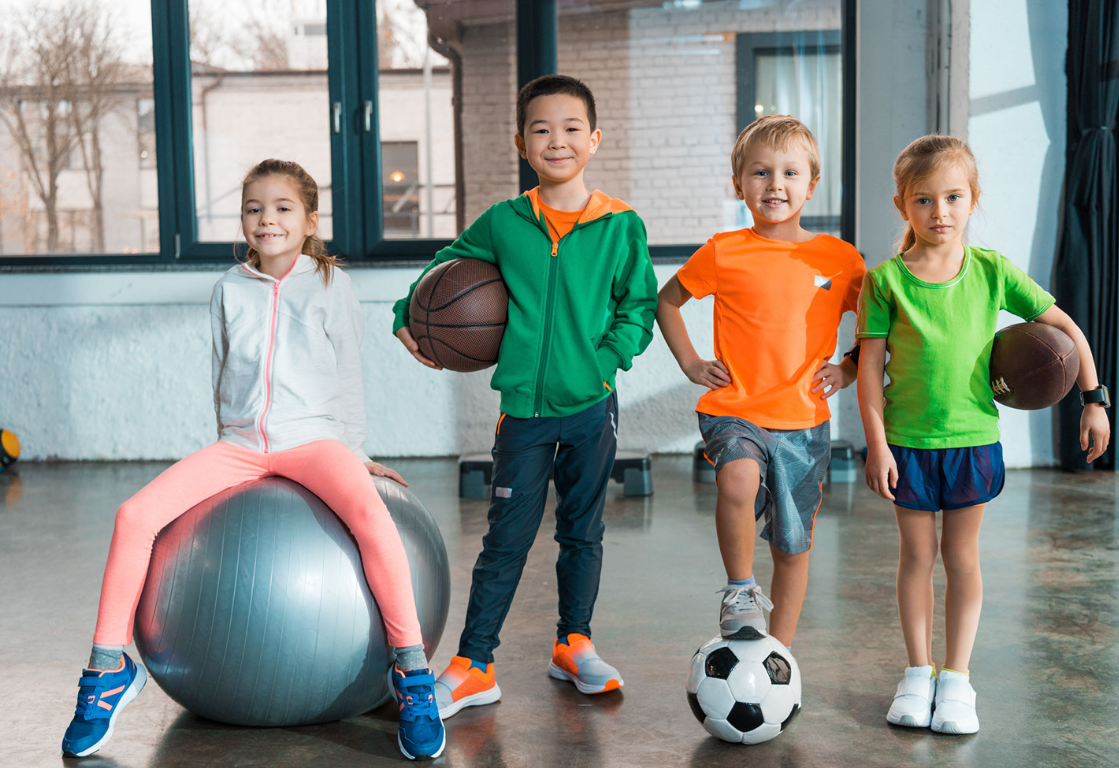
[{"left": 3, "top": 457, "right": 1118, "bottom": 768}]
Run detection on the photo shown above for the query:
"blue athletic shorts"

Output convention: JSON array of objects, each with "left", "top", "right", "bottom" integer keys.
[
  {"left": 698, "top": 414, "right": 830, "bottom": 555},
  {"left": 888, "top": 442, "right": 1005, "bottom": 512}
]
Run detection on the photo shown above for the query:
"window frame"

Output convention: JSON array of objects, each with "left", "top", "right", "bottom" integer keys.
[
  {"left": 735, "top": 30, "right": 846, "bottom": 240},
  {"left": 0, "top": 0, "right": 855, "bottom": 268}
]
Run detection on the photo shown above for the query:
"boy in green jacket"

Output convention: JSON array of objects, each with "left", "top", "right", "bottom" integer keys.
[{"left": 393, "top": 74, "right": 657, "bottom": 717}]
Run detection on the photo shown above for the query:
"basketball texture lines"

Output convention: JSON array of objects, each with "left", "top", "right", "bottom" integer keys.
[{"left": 409, "top": 259, "right": 509, "bottom": 372}]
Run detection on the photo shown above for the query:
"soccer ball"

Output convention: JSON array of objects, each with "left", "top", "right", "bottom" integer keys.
[{"left": 685, "top": 634, "right": 801, "bottom": 744}]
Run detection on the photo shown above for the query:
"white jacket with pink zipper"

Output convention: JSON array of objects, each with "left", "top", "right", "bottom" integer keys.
[{"left": 209, "top": 254, "right": 372, "bottom": 464}]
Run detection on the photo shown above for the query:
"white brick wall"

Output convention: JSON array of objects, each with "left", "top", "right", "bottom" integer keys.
[{"left": 457, "top": 0, "right": 841, "bottom": 244}]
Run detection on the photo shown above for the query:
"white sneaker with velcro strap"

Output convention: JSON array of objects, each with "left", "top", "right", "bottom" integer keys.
[
  {"left": 886, "top": 665, "right": 936, "bottom": 728},
  {"left": 931, "top": 669, "right": 979, "bottom": 734}
]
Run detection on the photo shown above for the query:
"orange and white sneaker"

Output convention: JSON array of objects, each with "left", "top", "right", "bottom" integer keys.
[
  {"left": 548, "top": 633, "right": 624, "bottom": 694},
  {"left": 433, "top": 656, "right": 501, "bottom": 719}
]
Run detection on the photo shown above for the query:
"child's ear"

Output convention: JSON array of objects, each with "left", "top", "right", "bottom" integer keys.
[
  {"left": 731, "top": 175, "right": 744, "bottom": 201},
  {"left": 805, "top": 174, "right": 821, "bottom": 200},
  {"left": 514, "top": 133, "right": 528, "bottom": 159},
  {"left": 970, "top": 188, "right": 981, "bottom": 213},
  {"left": 588, "top": 128, "right": 602, "bottom": 155},
  {"left": 306, "top": 210, "right": 319, "bottom": 237},
  {"left": 893, "top": 195, "right": 908, "bottom": 220}
]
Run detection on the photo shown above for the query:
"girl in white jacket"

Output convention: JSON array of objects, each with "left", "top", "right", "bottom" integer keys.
[{"left": 62, "top": 159, "right": 445, "bottom": 761}]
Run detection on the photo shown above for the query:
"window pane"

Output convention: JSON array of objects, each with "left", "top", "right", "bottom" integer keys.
[
  {"left": 188, "top": 0, "right": 334, "bottom": 242},
  {"left": 556, "top": 2, "right": 844, "bottom": 245},
  {"left": 0, "top": 1, "right": 158, "bottom": 255},
  {"left": 755, "top": 47, "right": 843, "bottom": 237},
  {"left": 384, "top": 0, "right": 515, "bottom": 239}
]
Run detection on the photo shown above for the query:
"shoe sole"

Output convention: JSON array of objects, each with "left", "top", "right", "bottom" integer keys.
[
  {"left": 721, "top": 625, "right": 766, "bottom": 641},
  {"left": 63, "top": 663, "right": 148, "bottom": 758},
  {"left": 887, "top": 711, "right": 932, "bottom": 728},
  {"left": 932, "top": 716, "right": 979, "bottom": 735},
  {"left": 438, "top": 683, "right": 502, "bottom": 719},
  {"left": 398, "top": 728, "right": 447, "bottom": 761},
  {"left": 547, "top": 662, "right": 623, "bottom": 694}
]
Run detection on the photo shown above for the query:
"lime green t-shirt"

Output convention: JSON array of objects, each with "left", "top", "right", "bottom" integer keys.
[{"left": 856, "top": 246, "right": 1055, "bottom": 449}]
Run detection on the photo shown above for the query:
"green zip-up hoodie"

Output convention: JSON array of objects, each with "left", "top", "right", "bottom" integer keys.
[{"left": 392, "top": 188, "right": 658, "bottom": 419}]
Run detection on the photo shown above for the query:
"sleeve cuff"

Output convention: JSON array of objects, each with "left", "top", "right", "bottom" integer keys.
[{"left": 596, "top": 344, "right": 625, "bottom": 378}]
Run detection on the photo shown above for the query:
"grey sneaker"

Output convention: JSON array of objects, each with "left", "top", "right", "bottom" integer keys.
[{"left": 718, "top": 584, "right": 774, "bottom": 639}]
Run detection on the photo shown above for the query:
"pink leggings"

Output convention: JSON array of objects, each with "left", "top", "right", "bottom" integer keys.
[{"left": 93, "top": 440, "right": 423, "bottom": 648}]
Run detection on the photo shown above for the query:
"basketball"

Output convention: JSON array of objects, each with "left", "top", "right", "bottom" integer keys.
[
  {"left": 409, "top": 258, "right": 508, "bottom": 372},
  {"left": 989, "top": 323, "right": 1079, "bottom": 410}
]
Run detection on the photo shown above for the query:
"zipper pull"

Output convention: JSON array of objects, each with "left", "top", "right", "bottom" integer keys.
[{"left": 551, "top": 242, "right": 558, "bottom": 258}]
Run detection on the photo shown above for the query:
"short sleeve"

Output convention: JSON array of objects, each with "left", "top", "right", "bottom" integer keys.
[
  {"left": 676, "top": 239, "right": 717, "bottom": 299},
  {"left": 856, "top": 269, "right": 892, "bottom": 338},
  {"left": 999, "top": 254, "right": 1055, "bottom": 320}
]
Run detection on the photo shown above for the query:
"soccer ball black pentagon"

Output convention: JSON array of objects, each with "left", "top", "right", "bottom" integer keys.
[{"left": 685, "top": 634, "right": 802, "bottom": 744}]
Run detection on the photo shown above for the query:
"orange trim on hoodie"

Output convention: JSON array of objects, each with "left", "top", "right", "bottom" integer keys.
[{"left": 523, "top": 188, "right": 633, "bottom": 240}]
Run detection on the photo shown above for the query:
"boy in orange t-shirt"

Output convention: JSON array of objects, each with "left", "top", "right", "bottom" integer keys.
[{"left": 657, "top": 115, "right": 865, "bottom": 649}]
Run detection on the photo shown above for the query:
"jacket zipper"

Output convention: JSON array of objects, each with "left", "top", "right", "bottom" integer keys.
[
  {"left": 258, "top": 280, "right": 281, "bottom": 452},
  {"left": 532, "top": 238, "right": 561, "bottom": 417},
  {"left": 516, "top": 198, "right": 612, "bottom": 418}
]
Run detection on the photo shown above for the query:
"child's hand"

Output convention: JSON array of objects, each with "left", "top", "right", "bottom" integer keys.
[
  {"left": 365, "top": 461, "right": 408, "bottom": 487},
  {"left": 395, "top": 327, "right": 443, "bottom": 370},
  {"left": 683, "top": 358, "right": 731, "bottom": 390},
  {"left": 865, "top": 445, "right": 898, "bottom": 501},
  {"left": 811, "top": 360, "right": 855, "bottom": 399},
  {"left": 1081, "top": 404, "right": 1111, "bottom": 463}
]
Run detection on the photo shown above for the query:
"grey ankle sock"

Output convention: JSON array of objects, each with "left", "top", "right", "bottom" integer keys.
[
  {"left": 393, "top": 644, "right": 428, "bottom": 672},
  {"left": 88, "top": 644, "right": 123, "bottom": 671}
]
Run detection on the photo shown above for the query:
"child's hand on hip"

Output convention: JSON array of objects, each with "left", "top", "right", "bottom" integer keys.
[
  {"left": 395, "top": 327, "right": 443, "bottom": 370},
  {"left": 365, "top": 461, "right": 408, "bottom": 487},
  {"left": 811, "top": 360, "right": 854, "bottom": 399},
  {"left": 683, "top": 358, "right": 731, "bottom": 390},
  {"left": 865, "top": 445, "right": 898, "bottom": 501},
  {"left": 1080, "top": 404, "right": 1111, "bottom": 463}
]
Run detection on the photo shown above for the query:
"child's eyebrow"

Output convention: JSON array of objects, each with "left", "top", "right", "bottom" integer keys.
[
  {"left": 529, "top": 117, "right": 586, "bottom": 126},
  {"left": 910, "top": 188, "right": 966, "bottom": 196}
]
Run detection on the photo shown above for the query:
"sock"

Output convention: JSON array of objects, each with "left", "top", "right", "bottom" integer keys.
[
  {"left": 785, "top": 645, "right": 792, "bottom": 653},
  {"left": 727, "top": 576, "right": 757, "bottom": 588},
  {"left": 392, "top": 644, "right": 428, "bottom": 672},
  {"left": 469, "top": 659, "right": 488, "bottom": 672},
  {"left": 942, "top": 667, "right": 969, "bottom": 677},
  {"left": 88, "top": 644, "right": 123, "bottom": 671}
]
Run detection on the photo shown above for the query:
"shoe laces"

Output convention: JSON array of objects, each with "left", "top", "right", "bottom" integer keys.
[
  {"left": 718, "top": 584, "right": 774, "bottom": 613},
  {"left": 397, "top": 676, "right": 440, "bottom": 722}
]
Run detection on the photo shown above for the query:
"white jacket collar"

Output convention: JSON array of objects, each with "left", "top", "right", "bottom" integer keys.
[{"left": 238, "top": 253, "right": 316, "bottom": 282}]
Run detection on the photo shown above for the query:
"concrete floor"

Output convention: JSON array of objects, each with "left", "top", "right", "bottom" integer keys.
[{"left": 3, "top": 457, "right": 1117, "bottom": 768}]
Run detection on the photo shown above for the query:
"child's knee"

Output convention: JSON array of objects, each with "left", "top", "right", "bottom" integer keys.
[
  {"left": 114, "top": 499, "right": 155, "bottom": 533},
  {"left": 940, "top": 543, "right": 980, "bottom": 577},
  {"left": 716, "top": 460, "right": 760, "bottom": 507},
  {"left": 900, "top": 538, "right": 939, "bottom": 569},
  {"left": 771, "top": 547, "right": 809, "bottom": 569}
]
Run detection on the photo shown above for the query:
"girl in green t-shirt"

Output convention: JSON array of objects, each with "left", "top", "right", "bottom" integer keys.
[{"left": 855, "top": 135, "right": 1110, "bottom": 735}]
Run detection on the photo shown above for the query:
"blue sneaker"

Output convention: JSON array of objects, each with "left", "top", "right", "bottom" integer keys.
[
  {"left": 61, "top": 652, "right": 147, "bottom": 757},
  {"left": 391, "top": 665, "right": 446, "bottom": 760}
]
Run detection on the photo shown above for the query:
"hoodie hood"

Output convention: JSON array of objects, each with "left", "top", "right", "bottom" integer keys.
[{"left": 517, "top": 187, "right": 635, "bottom": 229}]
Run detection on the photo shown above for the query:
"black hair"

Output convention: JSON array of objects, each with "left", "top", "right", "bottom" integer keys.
[{"left": 516, "top": 74, "right": 596, "bottom": 136}]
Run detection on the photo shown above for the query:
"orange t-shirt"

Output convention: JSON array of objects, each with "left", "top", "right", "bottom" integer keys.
[
  {"left": 538, "top": 200, "right": 585, "bottom": 242},
  {"left": 676, "top": 228, "right": 866, "bottom": 429}
]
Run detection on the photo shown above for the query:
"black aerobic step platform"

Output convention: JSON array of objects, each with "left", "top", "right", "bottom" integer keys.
[{"left": 458, "top": 451, "right": 653, "bottom": 499}]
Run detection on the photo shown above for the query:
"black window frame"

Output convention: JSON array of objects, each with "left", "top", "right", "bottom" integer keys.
[{"left": 0, "top": 0, "right": 855, "bottom": 269}]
